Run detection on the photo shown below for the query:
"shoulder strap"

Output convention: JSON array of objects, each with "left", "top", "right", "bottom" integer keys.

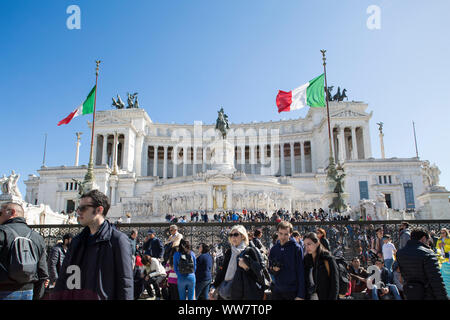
[{"left": 324, "top": 259, "right": 330, "bottom": 277}]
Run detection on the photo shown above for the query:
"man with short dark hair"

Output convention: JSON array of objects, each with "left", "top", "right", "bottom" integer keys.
[
  {"left": 348, "top": 257, "right": 369, "bottom": 295},
  {"left": 129, "top": 230, "right": 138, "bottom": 269},
  {"left": 396, "top": 228, "right": 448, "bottom": 300},
  {"left": 370, "top": 259, "right": 401, "bottom": 300},
  {"left": 0, "top": 202, "right": 49, "bottom": 300},
  {"left": 399, "top": 222, "right": 411, "bottom": 250},
  {"left": 52, "top": 189, "right": 133, "bottom": 299},
  {"left": 143, "top": 229, "right": 163, "bottom": 259},
  {"left": 48, "top": 233, "right": 73, "bottom": 287},
  {"left": 268, "top": 221, "right": 305, "bottom": 300}
]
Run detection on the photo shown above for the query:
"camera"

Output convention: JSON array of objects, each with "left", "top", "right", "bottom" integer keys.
[{"left": 271, "top": 260, "right": 283, "bottom": 270}]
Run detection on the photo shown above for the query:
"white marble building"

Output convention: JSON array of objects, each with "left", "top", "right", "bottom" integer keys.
[{"left": 24, "top": 101, "right": 443, "bottom": 222}]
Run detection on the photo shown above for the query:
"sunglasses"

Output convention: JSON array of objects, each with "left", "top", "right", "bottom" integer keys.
[
  {"left": 229, "top": 233, "right": 241, "bottom": 238},
  {"left": 76, "top": 204, "right": 97, "bottom": 212}
]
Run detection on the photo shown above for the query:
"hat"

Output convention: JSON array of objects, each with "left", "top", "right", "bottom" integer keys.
[
  {"left": 135, "top": 255, "right": 143, "bottom": 267},
  {"left": 147, "top": 229, "right": 155, "bottom": 234}
]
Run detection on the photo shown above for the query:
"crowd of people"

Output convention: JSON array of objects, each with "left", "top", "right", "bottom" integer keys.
[
  {"left": 0, "top": 190, "right": 449, "bottom": 301},
  {"left": 165, "top": 208, "right": 353, "bottom": 224}
]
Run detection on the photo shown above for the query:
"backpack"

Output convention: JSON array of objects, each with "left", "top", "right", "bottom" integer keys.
[
  {"left": 0, "top": 225, "right": 39, "bottom": 284},
  {"left": 178, "top": 252, "right": 195, "bottom": 274},
  {"left": 334, "top": 257, "right": 351, "bottom": 295}
]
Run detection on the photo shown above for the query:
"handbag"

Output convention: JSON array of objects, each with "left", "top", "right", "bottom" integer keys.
[{"left": 218, "top": 280, "right": 233, "bottom": 300}]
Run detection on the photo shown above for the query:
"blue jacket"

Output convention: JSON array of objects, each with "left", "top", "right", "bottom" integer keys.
[
  {"left": 143, "top": 237, "right": 163, "bottom": 259},
  {"left": 53, "top": 220, "right": 133, "bottom": 300},
  {"left": 195, "top": 253, "right": 213, "bottom": 282},
  {"left": 173, "top": 251, "right": 197, "bottom": 278},
  {"left": 269, "top": 238, "right": 305, "bottom": 299}
]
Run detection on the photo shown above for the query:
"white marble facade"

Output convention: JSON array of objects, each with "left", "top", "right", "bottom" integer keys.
[{"left": 24, "top": 101, "right": 442, "bottom": 222}]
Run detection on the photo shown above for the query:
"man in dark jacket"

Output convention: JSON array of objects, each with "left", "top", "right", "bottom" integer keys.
[
  {"left": 268, "top": 221, "right": 305, "bottom": 300},
  {"left": 52, "top": 190, "right": 133, "bottom": 300},
  {"left": 0, "top": 202, "right": 49, "bottom": 300},
  {"left": 396, "top": 228, "right": 448, "bottom": 300},
  {"left": 143, "top": 229, "right": 163, "bottom": 259},
  {"left": 195, "top": 243, "right": 213, "bottom": 300},
  {"left": 48, "top": 233, "right": 73, "bottom": 287},
  {"left": 398, "top": 222, "right": 411, "bottom": 250}
]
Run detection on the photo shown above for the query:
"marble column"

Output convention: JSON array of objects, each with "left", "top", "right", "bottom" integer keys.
[
  {"left": 290, "top": 142, "right": 295, "bottom": 175},
  {"left": 123, "top": 133, "right": 129, "bottom": 171},
  {"left": 270, "top": 144, "right": 276, "bottom": 176},
  {"left": 250, "top": 145, "right": 256, "bottom": 174},
  {"left": 153, "top": 145, "right": 158, "bottom": 177},
  {"left": 351, "top": 127, "right": 358, "bottom": 160},
  {"left": 183, "top": 147, "right": 187, "bottom": 177},
  {"left": 260, "top": 145, "right": 265, "bottom": 174},
  {"left": 280, "top": 143, "right": 285, "bottom": 176},
  {"left": 338, "top": 127, "right": 345, "bottom": 163},
  {"left": 240, "top": 145, "right": 246, "bottom": 172},
  {"left": 310, "top": 141, "right": 316, "bottom": 173},
  {"left": 142, "top": 144, "right": 148, "bottom": 176},
  {"left": 193, "top": 147, "right": 197, "bottom": 176},
  {"left": 331, "top": 128, "right": 336, "bottom": 161},
  {"left": 112, "top": 132, "right": 119, "bottom": 174},
  {"left": 102, "top": 134, "right": 108, "bottom": 165},
  {"left": 362, "top": 126, "right": 371, "bottom": 158},
  {"left": 202, "top": 147, "right": 207, "bottom": 172},
  {"left": 163, "top": 146, "right": 168, "bottom": 179},
  {"left": 173, "top": 146, "right": 178, "bottom": 178},
  {"left": 301, "top": 141, "right": 306, "bottom": 173},
  {"left": 134, "top": 132, "right": 144, "bottom": 176}
]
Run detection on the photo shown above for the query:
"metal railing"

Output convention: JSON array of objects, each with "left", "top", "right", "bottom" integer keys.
[{"left": 32, "top": 220, "right": 450, "bottom": 261}]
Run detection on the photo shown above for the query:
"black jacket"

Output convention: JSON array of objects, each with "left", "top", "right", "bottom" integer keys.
[
  {"left": 0, "top": 217, "right": 48, "bottom": 299},
  {"left": 396, "top": 239, "right": 448, "bottom": 300},
  {"left": 48, "top": 243, "right": 67, "bottom": 283},
  {"left": 231, "top": 245, "right": 267, "bottom": 300},
  {"left": 304, "top": 251, "right": 339, "bottom": 300},
  {"left": 143, "top": 237, "right": 164, "bottom": 259},
  {"left": 52, "top": 220, "right": 133, "bottom": 300},
  {"left": 213, "top": 245, "right": 266, "bottom": 300}
]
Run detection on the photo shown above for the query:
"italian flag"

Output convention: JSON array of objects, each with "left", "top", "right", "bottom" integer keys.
[
  {"left": 57, "top": 85, "right": 96, "bottom": 126},
  {"left": 276, "top": 74, "right": 325, "bottom": 113}
]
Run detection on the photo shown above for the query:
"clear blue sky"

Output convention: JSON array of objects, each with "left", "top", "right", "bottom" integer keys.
[{"left": 1, "top": 0, "right": 449, "bottom": 195}]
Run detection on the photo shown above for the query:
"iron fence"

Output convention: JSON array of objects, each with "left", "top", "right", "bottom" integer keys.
[{"left": 32, "top": 220, "right": 450, "bottom": 262}]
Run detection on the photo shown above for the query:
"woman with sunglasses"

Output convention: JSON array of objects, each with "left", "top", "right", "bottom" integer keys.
[
  {"left": 210, "top": 225, "right": 267, "bottom": 300},
  {"left": 436, "top": 229, "right": 450, "bottom": 262},
  {"left": 303, "top": 232, "right": 339, "bottom": 300}
]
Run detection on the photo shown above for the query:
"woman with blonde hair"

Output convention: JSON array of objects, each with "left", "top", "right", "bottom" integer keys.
[
  {"left": 436, "top": 228, "right": 450, "bottom": 262},
  {"left": 210, "top": 225, "right": 267, "bottom": 300}
]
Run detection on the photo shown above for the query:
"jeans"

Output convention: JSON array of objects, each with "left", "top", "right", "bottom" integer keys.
[
  {"left": 195, "top": 279, "right": 211, "bottom": 300},
  {"left": 0, "top": 290, "right": 33, "bottom": 300},
  {"left": 177, "top": 274, "right": 196, "bottom": 300},
  {"left": 371, "top": 284, "right": 402, "bottom": 300},
  {"left": 384, "top": 258, "right": 394, "bottom": 272}
]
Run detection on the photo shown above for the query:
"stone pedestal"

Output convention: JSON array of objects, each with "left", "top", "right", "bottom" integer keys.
[
  {"left": 417, "top": 186, "right": 450, "bottom": 220},
  {"left": 207, "top": 138, "right": 236, "bottom": 175}
]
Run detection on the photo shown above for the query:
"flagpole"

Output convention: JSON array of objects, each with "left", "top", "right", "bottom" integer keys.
[
  {"left": 42, "top": 133, "right": 47, "bottom": 166},
  {"left": 84, "top": 60, "right": 101, "bottom": 188},
  {"left": 320, "top": 50, "right": 334, "bottom": 164},
  {"left": 413, "top": 121, "right": 419, "bottom": 158}
]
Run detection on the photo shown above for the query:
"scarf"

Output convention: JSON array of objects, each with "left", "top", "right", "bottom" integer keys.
[{"left": 224, "top": 242, "right": 246, "bottom": 281}]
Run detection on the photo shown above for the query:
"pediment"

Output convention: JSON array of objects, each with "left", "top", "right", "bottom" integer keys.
[{"left": 331, "top": 110, "right": 367, "bottom": 118}]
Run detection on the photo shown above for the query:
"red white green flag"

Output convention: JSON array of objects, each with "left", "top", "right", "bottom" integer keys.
[
  {"left": 57, "top": 85, "right": 96, "bottom": 126},
  {"left": 276, "top": 74, "right": 325, "bottom": 113}
]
